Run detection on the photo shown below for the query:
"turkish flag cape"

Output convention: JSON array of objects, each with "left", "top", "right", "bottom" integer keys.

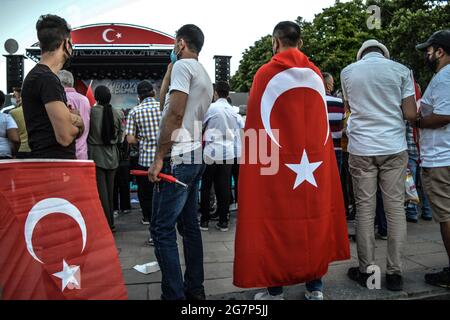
[
  {"left": 234, "top": 49, "right": 350, "bottom": 288},
  {"left": 0, "top": 160, "right": 127, "bottom": 300}
]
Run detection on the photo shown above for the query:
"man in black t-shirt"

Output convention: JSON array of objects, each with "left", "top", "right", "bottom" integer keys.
[{"left": 22, "top": 14, "right": 84, "bottom": 159}]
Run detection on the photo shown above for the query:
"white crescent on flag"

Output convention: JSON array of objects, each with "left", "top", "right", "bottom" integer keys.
[
  {"left": 24, "top": 198, "right": 87, "bottom": 264},
  {"left": 260, "top": 67, "right": 330, "bottom": 147}
]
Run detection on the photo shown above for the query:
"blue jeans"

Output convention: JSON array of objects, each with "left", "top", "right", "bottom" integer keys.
[
  {"left": 151, "top": 157, "right": 206, "bottom": 300},
  {"left": 405, "top": 158, "right": 432, "bottom": 220},
  {"left": 268, "top": 279, "right": 323, "bottom": 295}
]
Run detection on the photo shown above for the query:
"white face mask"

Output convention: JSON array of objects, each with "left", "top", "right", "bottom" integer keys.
[{"left": 10, "top": 98, "right": 17, "bottom": 106}]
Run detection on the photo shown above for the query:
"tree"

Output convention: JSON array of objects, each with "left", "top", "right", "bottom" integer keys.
[
  {"left": 231, "top": 0, "right": 450, "bottom": 92},
  {"left": 230, "top": 35, "right": 272, "bottom": 92}
]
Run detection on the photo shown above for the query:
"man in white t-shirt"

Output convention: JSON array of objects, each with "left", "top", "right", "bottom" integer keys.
[
  {"left": 416, "top": 30, "right": 450, "bottom": 289},
  {"left": 341, "top": 40, "right": 417, "bottom": 291},
  {"left": 148, "top": 24, "right": 213, "bottom": 300},
  {"left": 199, "top": 81, "right": 243, "bottom": 232}
]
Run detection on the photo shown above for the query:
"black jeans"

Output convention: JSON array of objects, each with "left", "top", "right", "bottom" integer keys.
[
  {"left": 200, "top": 163, "right": 232, "bottom": 224},
  {"left": 113, "top": 161, "right": 131, "bottom": 211},
  {"left": 136, "top": 164, "right": 154, "bottom": 222},
  {"left": 230, "top": 158, "right": 240, "bottom": 204},
  {"left": 341, "top": 152, "right": 356, "bottom": 219}
]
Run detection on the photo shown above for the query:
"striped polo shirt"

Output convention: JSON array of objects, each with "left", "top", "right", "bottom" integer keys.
[{"left": 326, "top": 95, "right": 345, "bottom": 151}]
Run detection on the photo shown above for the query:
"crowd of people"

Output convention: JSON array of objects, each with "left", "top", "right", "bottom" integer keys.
[{"left": 0, "top": 13, "right": 449, "bottom": 301}]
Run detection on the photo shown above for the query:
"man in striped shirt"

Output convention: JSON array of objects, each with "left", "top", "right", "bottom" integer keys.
[
  {"left": 126, "top": 81, "right": 162, "bottom": 234},
  {"left": 323, "top": 72, "right": 345, "bottom": 171}
]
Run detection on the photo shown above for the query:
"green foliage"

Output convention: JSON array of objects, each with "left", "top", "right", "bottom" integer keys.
[{"left": 231, "top": 0, "right": 450, "bottom": 92}]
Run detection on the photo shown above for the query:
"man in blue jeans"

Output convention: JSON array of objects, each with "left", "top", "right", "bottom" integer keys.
[{"left": 148, "top": 24, "right": 213, "bottom": 300}]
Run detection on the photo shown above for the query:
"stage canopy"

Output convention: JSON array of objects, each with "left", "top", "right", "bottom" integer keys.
[{"left": 26, "top": 23, "right": 174, "bottom": 81}]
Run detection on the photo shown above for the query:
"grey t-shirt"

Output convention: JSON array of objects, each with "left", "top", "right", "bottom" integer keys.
[{"left": 162, "top": 59, "right": 213, "bottom": 157}]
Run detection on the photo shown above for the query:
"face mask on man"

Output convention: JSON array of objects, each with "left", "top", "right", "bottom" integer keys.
[
  {"left": 10, "top": 98, "right": 17, "bottom": 106},
  {"left": 170, "top": 49, "right": 178, "bottom": 64},
  {"left": 62, "top": 39, "right": 73, "bottom": 70}
]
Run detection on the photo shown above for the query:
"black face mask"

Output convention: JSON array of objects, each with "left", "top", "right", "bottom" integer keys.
[
  {"left": 62, "top": 40, "right": 73, "bottom": 70},
  {"left": 424, "top": 52, "right": 439, "bottom": 73}
]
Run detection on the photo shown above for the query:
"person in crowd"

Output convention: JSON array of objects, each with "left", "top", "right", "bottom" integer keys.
[
  {"left": 9, "top": 87, "right": 31, "bottom": 158},
  {"left": 323, "top": 72, "right": 345, "bottom": 170},
  {"left": 415, "top": 30, "right": 450, "bottom": 288},
  {"left": 148, "top": 24, "right": 213, "bottom": 300},
  {"left": 236, "top": 21, "right": 349, "bottom": 301},
  {"left": 404, "top": 82, "right": 433, "bottom": 222},
  {"left": 113, "top": 109, "right": 131, "bottom": 217},
  {"left": 58, "top": 70, "right": 91, "bottom": 160},
  {"left": 126, "top": 81, "right": 162, "bottom": 242},
  {"left": 88, "top": 85, "right": 123, "bottom": 233},
  {"left": 200, "top": 81, "right": 242, "bottom": 232},
  {"left": 22, "top": 14, "right": 84, "bottom": 159},
  {"left": 341, "top": 39, "right": 417, "bottom": 291},
  {"left": 0, "top": 91, "right": 20, "bottom": 159}
]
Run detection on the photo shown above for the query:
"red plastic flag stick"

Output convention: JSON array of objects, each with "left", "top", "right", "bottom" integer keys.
[{"left": 130, "top": 170, "right": 188, "bottom": 188}]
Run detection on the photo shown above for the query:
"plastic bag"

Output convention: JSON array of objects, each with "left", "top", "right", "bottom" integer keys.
[{"left": 405, "top": 169, "right": 420, "bottom": 204}]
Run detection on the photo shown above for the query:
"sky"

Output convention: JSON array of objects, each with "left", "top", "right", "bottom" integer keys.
[{"left": 0, "top": 0, "right": 343, "bottom": 93}]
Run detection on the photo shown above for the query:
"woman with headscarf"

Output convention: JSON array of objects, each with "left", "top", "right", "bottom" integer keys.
[{"left": 88, "top": 85, "right": 123, "bottom": 232}]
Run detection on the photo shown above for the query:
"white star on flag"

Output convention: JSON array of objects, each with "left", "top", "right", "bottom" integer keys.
[
  {"left": 286, "top": 150, "right": 323, "bottom": 189},
  {"left": 116, "top": 33, "right": 122, "bottom": 39},
  {"left": 53, "top": 260, "right": 80, "bottom": 291}
]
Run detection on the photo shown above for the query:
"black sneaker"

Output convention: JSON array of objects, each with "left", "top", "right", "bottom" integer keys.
[
  {"left": 386, "top": 274, "right": 403, "bottom": 291},
  {"left": 200, "top": 221, "right": 209, "bottom": 231},
  {"left": 425, "top": 268, "right": 450, "bottom": 289},
  {"left": 186, "top": 291, "right": 206, "bottom": 300},
  {"left": 347, "top": 267, "right": 370, "bottom": 288},
  {"left": 216, "top": 222, "right": 229, "bottom": 232}
]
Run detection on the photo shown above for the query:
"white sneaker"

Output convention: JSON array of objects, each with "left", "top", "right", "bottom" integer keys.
[
  {"left": 305, "top": 290, "right": 323, "bottom": 300},
  {"left": 254, "top": 290, "right": 284, "bottom": 300},
  {"left": 113, "top": 210, "right": 119, "bottom": 218}
]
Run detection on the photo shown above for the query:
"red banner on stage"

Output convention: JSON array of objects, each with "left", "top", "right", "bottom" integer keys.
[{"left": 0, "top": 160, "right": 127, "bottom": 300}]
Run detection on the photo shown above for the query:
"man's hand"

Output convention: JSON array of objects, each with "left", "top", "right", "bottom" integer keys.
[
  {"left": 148, "top": 157, "right": 164, "bottom": 183},
  {"left": 69, "top": 108, "right": 80, "bottom": 116}
]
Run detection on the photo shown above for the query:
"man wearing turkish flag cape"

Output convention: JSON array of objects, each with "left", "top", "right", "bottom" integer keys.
[
  {"left": 0, "top": 160, "right": 127, "bottom": 300},
  {"left": 234, "top": 22, "right": 350, "bottom": 298}
]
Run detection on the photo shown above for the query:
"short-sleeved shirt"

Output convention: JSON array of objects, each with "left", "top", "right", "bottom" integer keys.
[
  {"left": 22, "top": 64, "right": 76, "bottom": 159},
  {"left": 162, "top": 59, "right": 213, "bottom": 157},
  {"left": 125, "top": 97, "right": 161, "bottom": 167},
  {"left": 420, "top": 64, "right": 450, "bottom": 168},
  {"left": 341, "top": 52, "right": 415, "bottom": 156},
  {"left": 0, "top": 113, "right": 18, "bottom": 157},
  {"left": 203, "top": 98, "right": 244, "bottom": 162}
]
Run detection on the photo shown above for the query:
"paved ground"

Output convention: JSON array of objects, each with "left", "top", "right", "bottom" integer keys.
[{"left": 114, "top": 206, "right": 450, "bottom": 300}]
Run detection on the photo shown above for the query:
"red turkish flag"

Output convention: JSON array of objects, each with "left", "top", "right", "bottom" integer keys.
[
  {"left": 0, "top": 160, "right": 127, "bottom": 300},
  {"left": 86, "top": 81, "right": 96, "bottom": 107},
  {"left": 234, "top": 48, "right": 350, "bottom": 288}
]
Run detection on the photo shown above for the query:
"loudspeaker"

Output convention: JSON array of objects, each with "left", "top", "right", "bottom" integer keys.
[
  {"left": 213, "top": 56, "right": 232, "bottom": 83},
  {"left": 5, "top": 55, "right": 25, "bottom": 93}
]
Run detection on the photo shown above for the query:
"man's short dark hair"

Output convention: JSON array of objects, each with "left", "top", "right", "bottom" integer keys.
[
  {"left": 0, "top": 90, "right": 5, "bottom": 107},
  {"left": 432, "top": 44, "right": 450, "bottom": 56},
  {"left": 36, "top": 14, "right": 72, "bottom": 53},
  {"left": 215, "top": 81, "right": 230, "bottom": 99},
  {"left": 273, "top": 21, "right": 301, "bottom": 47},
  {"left": 176, "top": 24, "right": 205, "bottom": 54},
  {"left": 12, "top": 87, "right": 22, "bottom": 94},
  {"left": 137, "top": 80, "right": 155, "bottom": 100}
]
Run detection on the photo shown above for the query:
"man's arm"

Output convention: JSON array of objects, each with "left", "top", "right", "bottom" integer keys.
[
  {"left": 401, "top": 95, "right": 418, "bottom": 125},
  {"left": 45, "top": 101, "right": 81, "bottom": 146},
  {"left": 6, "top": 128, "right": 20, "bottom": 155},
  {"left": 159, "top": 63, "right": 173, "bottom": 111},
  {"left": 148, "top": 90, "right": 188, "bottom": 182},
  {"left": 418, "top": 113, "right": 450, "bottom": 129}
]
